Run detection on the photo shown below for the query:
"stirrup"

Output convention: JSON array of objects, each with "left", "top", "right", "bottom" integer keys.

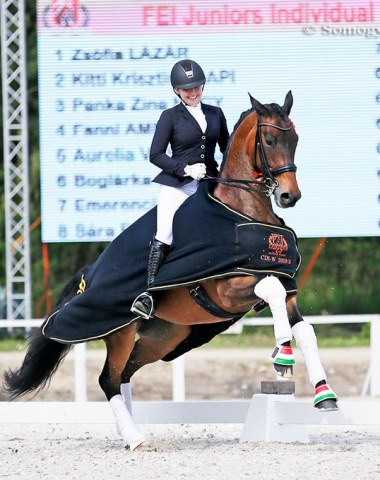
[
  {"left": 314, "top": 383, "right": 338, "bottom": 411},
  {"left": 131, "top": 292, "right": 154, "bottom": 320},
  {"left": 271, "top": 344, "right": 295, "bottom": 378}
]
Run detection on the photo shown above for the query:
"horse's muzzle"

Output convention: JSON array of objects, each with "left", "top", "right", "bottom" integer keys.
[{"left": 276, "top": 190, "right": 301, "bottom": 208}]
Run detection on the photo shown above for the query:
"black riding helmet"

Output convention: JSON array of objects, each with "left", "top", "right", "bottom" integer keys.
[{"left": 170, "top": 59, "right": 206, "bottom": 90}]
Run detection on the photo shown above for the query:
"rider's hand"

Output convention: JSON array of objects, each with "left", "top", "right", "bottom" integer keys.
[{"left": 184, "top": 163, "right": 207, "bottom": 181}]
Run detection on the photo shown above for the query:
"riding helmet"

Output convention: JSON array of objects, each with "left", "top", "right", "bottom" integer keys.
[{"left": 170, "top": 59, "right": 206, "bottom": 90}]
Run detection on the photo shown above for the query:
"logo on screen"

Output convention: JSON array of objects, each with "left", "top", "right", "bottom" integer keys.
[
  {"left": 268, "top": 233, "right": 288, "bottom": 256},
  {"left": 43, "top": 0, "right": 89, "bottom": 28}
]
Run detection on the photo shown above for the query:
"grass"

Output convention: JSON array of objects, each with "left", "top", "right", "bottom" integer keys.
[
  {"left": 0, "top": 324, "right": 370, "bottom": 352},
  {"left": 204, "top": 325, "right": 370, "bottom": 349}
]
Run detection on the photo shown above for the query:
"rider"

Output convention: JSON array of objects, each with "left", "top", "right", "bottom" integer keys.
[{"left": 131, "top": 59, "right": 230, "bottom": 319}]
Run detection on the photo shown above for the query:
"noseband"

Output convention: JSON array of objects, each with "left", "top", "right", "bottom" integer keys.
[{"left": 207, "top": 116, "right": 297, "bottom": 196}]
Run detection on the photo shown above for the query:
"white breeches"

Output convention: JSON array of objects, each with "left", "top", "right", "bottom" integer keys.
[{"left": 155, "top": 180, "right": 199, "bottom": 245}]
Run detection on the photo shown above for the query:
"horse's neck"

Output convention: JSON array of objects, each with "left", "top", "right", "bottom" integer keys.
[
  {"left": 215, "top": 125, "right": 281, "bottom": 225},
  {"left": 214, "top": 182, "right": 280, "bottom": 225}
]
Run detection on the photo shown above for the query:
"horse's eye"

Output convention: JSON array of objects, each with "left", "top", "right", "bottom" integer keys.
[{"left": 265, "top": 134, "right": 276, "bottom": 147}]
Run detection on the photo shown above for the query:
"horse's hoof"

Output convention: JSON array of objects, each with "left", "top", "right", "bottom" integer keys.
[
  {"left": 128, "top": 440, "right": 153, "bottom": 452},
  {"left": 315, "top": 398, "right": 339, "bottom": 412},
  {"left": 314, "top": 383, "right": 338, "bottom": 411},
  {"left": 273, "top": 363, "right": 293, "bottom": 378},
  {"left": 271, "top": 345, "right": 295, "bottom": 378}
]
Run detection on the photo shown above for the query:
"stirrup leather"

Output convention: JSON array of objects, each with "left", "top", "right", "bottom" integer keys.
[{"left": 131, "top": 292, "right": 154, "bottom": 320}]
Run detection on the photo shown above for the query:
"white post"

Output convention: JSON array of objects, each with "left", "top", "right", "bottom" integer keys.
[
  {"left": 370, "top": 315, "right": 380, "bottom": 396},
  {"left": 172, "top": 356, "right": 185, "bottom": 401},
  {"left": 74, "top": 343, "right": 87, "bottom": 402}
]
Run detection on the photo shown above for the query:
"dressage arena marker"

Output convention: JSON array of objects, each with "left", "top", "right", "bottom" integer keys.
[
  {"left": 241, "top": 380, "right": 380, "bottom": 444},
  {"left": 241, "top": 397, "right": 380, "bottom": 443},
  {"left": 241, "top": 380, "right": 310, "bottom": 443}
]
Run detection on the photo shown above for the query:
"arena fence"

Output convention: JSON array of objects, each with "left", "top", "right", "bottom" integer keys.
[
  {"left": 2, "top": 397, "right": 380, "bottom": 444},
  {"left": 0, "top": 314, "right": 379, "bottom": 402}
]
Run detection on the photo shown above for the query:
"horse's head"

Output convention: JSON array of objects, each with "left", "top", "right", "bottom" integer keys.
[{"left": 248, "top": 91, "right": 301, "bottom": 208}]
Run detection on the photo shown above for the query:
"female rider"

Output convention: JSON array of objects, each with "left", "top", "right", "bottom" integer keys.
[{"left": 131, "top": 59, "right": 230, "bottom": 319}]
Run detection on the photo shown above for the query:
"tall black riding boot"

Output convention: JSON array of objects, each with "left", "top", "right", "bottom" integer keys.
[{"left": 131, "top": 238, "right": 168, "bottom": 319}]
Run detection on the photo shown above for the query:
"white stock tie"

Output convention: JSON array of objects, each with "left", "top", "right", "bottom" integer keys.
[{"left": 186, "top": 104, "right": 207, "bottom": 133}]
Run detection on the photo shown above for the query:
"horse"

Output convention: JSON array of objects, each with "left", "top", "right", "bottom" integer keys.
[{"left": 2, "top": 91, "right": 338, "bottom": 451}]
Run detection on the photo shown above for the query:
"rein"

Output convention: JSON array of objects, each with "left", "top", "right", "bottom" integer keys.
[{"left": 206, "top": 117, "right": 297, "bottom": 196}]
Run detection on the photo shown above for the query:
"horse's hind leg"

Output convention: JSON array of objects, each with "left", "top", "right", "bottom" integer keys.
[
  {"left": 116, "top": 320, "right": 190, "bottom": 423},
  {"left": 99, "top": 323, "right": 147, "bottom": 451},
  {"left": 121, "top": 318, "right": 191, "bottom": 384}
]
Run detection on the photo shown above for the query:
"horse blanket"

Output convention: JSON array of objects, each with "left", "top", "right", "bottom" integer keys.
[{"left": 42, "top": 182, "right": 301, "bottom": 359}]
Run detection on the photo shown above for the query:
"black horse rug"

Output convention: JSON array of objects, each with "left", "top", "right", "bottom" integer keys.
[{"left": 42, "top": 182, "right": 301, "bottom": 359}]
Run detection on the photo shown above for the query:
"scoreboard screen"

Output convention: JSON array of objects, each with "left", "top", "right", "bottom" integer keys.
[{"left": 37, "top": 0, "right": 380, "bottom": 242}]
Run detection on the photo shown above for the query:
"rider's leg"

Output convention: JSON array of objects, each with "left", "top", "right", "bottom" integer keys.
[
  {"left": 130, "top": 237, "right": 169, "bottom": 318},
  {"left": 131, "top": 181, "right": 198, "bottom": 319},
  {"left": 254, "top": 275, "right": 294, "bottom": 377}
]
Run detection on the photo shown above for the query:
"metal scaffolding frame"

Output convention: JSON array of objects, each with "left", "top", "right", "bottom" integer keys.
[{"left": 1, "top": 0, "right": 31, "bottom": 320}]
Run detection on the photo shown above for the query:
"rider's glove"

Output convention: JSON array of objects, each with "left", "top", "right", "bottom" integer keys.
[{"left": 184, "top": 163, "right": 207, "bottom": 181}]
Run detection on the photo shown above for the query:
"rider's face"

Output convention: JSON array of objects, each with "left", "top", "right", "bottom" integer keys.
[{"left": 175, "top": 85, "right": 204, "bottom": 106}]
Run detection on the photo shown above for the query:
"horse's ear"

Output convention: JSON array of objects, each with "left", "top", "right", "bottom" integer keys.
[
  {"left": 248, "top": 93, "right": 268, "bottom": 116},
  {"left": 282, "top": 90, "right": 293, "bottom": 116}
]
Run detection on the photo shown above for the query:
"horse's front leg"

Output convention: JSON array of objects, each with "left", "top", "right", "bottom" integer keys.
[
  {"left": 214, "top": 275, "right": 294, "bottom": 377},
  {"left": 100, "top": 324, "right": 148, "bottom": 451},
  {"left": 253, "top": 276, "right": 294, "bottom": 377},
  {"left": 287, "top": 295, "right": 338, "bottom": 411}
]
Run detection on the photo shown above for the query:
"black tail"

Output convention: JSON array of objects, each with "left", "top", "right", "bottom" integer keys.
[
  {"left": 3, "top": 330, "right": 72, "bottom": 399},
  {"left": 3, "top": 265, "right": 90, "bottom": 400}
]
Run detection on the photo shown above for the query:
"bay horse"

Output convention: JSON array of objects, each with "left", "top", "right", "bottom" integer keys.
[{"left": 2, "top": 91, "right": 338, "bottom": 451}]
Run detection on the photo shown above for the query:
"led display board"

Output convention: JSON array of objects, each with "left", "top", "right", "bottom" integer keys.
[{"left": 37, "top": 0, "right": 380, "bottom": 241}]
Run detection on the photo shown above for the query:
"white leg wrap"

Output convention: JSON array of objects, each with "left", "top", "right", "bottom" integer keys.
[
  {"left": 120, "top": 383, "right": 133, "bottom": 416},
  {"left": 254, "top": 276, "right": 292, "bottom": 344},
  {"left": 292, "top": 321, "right": 327, "bottom": 387},
  {"left": 109, "top": 394, "right": 146, "bottom": 450}
]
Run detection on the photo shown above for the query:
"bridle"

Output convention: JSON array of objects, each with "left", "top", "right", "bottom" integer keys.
[{"left": 206, "top": 116, "right": 297, "bottom": 196}]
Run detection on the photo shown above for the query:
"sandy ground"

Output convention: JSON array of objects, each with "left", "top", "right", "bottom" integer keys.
[
  {"left": 1, "top": 347, "right": 380, "bottom": 479},
  {"left": 2, "top": 423, "right": 380, "bottom": 479}
]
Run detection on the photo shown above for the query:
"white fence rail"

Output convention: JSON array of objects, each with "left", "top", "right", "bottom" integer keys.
[
  {"left": 1, "top": 314, "right": 379, "bottom": 401},
  {"left": 2, "top": 398, "right": 380, "bottom": 446}
]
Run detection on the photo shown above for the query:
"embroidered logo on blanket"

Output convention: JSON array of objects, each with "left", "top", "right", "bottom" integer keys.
[
  {"left": 259, "top": 232, "right": 293, "bottom": 267},
  {"left": 268, "top": 233, "right": 288, "bottom": 256}
]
